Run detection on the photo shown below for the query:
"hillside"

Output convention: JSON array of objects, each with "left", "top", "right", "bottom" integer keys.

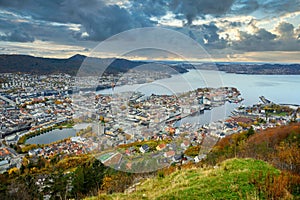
[
  {"left": 206, "top": 123, "right": 300, "bottom": 174},
  {"left": 1, "top": 124, "right": 299, "bottom": 199},
  {"left": 90, "top": 158, "right": 280, "bottom": 200},
  {"left": 0, "top": 54, "right": 187, "bottom": 75},
  {"left": 88, "top": 123, "right": 300, "bottom": 200}
]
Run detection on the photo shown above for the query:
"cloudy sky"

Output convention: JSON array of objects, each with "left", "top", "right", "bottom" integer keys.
[{"left": 0, "top": 0, "right": 300, "bottom": 62}]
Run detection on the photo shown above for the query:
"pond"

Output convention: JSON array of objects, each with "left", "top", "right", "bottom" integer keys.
[{"left": 25, "top": 128, "right": 77, "bottom": 145}]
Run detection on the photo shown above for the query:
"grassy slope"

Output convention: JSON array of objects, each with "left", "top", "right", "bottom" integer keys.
[{"left": 88, "top": 158, "right": 279, "bottom": 200}]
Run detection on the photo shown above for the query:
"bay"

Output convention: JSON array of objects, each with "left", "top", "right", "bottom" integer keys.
[
  {"left": 98, "top": 70, "right": 300, "bottom": 125},
  {"left": 99, "top": 69, "right": 300, "bottom": 105}
]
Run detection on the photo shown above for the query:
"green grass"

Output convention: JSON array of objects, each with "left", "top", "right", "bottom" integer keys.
[
  {"left": 98, "top": 153, "right": 115, "bottom": 162},
  {"left": 273, "top": 112, "right": 288, "bottom": 116},
  {"left": 87, "top": 158, "right": 280, "bottom": 200}
]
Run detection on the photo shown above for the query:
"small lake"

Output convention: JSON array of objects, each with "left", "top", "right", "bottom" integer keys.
[{"left": 25, "top": 128, "right": 77, "bottom": 145}]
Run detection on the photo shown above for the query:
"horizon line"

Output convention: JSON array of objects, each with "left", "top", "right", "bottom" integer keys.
[{"left": 1, "top": 53, "right": 300, "bottom": 64}]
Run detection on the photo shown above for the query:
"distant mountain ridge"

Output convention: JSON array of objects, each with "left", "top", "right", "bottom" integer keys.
[
  {"left": 2, "top": 54, "right": 299, "bottom": 75},
  {"left": 176, "top": 62, "right": 300, "bottom": 75},
  {"left": 0, "top": 54, "right": 188, "bottom": 75},
  {"left": 68, "top": 54, "right": 87, "bottom": 61},
  {"left": 0, "top": 54, "right": 84, "bottom": 75}
]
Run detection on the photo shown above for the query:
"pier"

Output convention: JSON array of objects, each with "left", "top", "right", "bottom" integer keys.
[{"left": 259, "top": 96, "right": 272, "bottom": 104}]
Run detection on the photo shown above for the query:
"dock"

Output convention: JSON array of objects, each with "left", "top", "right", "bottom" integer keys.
[{"left": 259, "top": 96, "right": 272, "bottom": 104}]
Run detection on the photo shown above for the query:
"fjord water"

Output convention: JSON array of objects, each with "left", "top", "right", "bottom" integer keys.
[
  {"left": 98, "top": 69, "right": 300, "bottom": 125},
  {"left": 99, "top": 69, "right": 300, "bottom": 106}
]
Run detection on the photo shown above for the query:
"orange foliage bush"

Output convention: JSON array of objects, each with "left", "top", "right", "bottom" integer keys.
[{"left": 208, "top": 123, "right": 300, "bottom": 174}]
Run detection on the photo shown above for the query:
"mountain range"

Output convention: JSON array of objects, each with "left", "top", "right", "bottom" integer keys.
[
  {"left": 1, "top": 54, "right": 299, "bottom": 75},
  {"left": 0, "top": 54, "right": 187, "bottom": 75}
]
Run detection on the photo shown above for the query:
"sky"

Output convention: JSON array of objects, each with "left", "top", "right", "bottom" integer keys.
[{"left": 0, "top": 0, "right": 300, "bottom": 62}]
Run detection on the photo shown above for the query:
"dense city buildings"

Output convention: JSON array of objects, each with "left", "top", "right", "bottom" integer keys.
[{"left": 0, "top": 72, "right": 299, "bottom": 174}]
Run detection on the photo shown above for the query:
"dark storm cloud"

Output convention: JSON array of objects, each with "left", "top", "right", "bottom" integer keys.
[
  {"left": 128, "top": 0, "right": 299, "bottom": 26},
  {"left": 1, "top": 29, "right": 34, "bottom": 42},
  {"left": 0, "top": 0, "right": 298, "bottom": 43},
  {"left": 0, "top": 18, "right": 15, "bottom": 32},
  {"left": 181, "top": 22, "right": 228, "bottom": 49},
  {"left": 231, "top": 0, "right": 259, "bottom": 14},
  {"left": 131, "top": 0, "right": 300, "bottom": 25},
  {"left": 78, "top": 4, "right": 154, "bottom": 41},
  {"left": 200, "top": 23, "right": 222, "bottom": 43},
  {"left": 200, "top": 23, "right": 227, "bottom": 49},
  {"left": 230, "top": 0, "right": 300, "bottom": 16},
  {"left": 59, "top": 0, "right": 155, "bottom": 41},
  {"left": 232, "top": 28, "right": 276, "bottom": 51},
  {"left": 0, "top": 15, "right": 80, "bottom": 45},
  {"left": 0, "top": 0, "right": 155, "bottom": 41},
  {"left": 0, "top": 0, "right": 299, "bottom": 56},
  {"left": 232, "top": 22, "right": 300, "bottom": 51},
  {"left": 260, "top": 0, "right": 300, "bottom": 15},
  {"left": 169, "top": 0, "right": 235, "bottom": 24},
  {"left": 130, "top": 0, "right": 169, "bottom": 18},
  {"left": 276, "top": 22, "right": 295, "bottom": 39},
  {"left": 0, "top": 1, "right": 72, "bottom": 23}
]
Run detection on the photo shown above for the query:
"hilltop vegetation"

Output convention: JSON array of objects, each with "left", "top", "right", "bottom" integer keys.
[
  {"left": 206, "top": 123, "right": 300, "bottom": 174},
  {"left": 91, "top": 158, "right": 280, "bottom": 200},
  {"left": 91, "top": 123, "right": 300, "bottom": 200}
]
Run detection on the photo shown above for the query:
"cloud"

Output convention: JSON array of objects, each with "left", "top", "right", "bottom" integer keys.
[
  {"left": 231, "top": 0, "right": 259, "bottom": 14},
  {"left": 223, "top": 20, "right": 243, "bottom": 27},
  {"left": 127, "top": 0, "right": 299, "bottom": 26},
  {"left": 129, "top": 0, "right": 169, "bottom": 18},
  {"left": 75, "top": 3, "right": 154, "bottom": 41},
  {"left": 1, "top": 0, "right": 298, "bottom": 43},
  {"left": 169, "top": 0, "right": 235, "bottom": 24},
  {"left": 1, "top": 29, "right": 34, "bottom": 42},
  {"left": 260, "top": 0, "right": 300, "bottom": 16},
  {"left": 0, "top": 0, "right": 299, "bottom": 61},
  {"left": 232, "top": 27, "right": 276, "bottom": 51},
  {"left": 230, "top": 0, "right": 300, "bottom": 17},
  {"left": 0, "top": 15, "right": 82, "bottom": 46},
  {"left": 276, "top": 22, "right": 295, "bottom": 39},
  {"left": 232, "top": 22, "right": 300, "bottom": 52},
  {"left": 198, "top": 23, "right": 228, "bottom": 49},
  {"left": 0, "top": 0, "right": 155, "bottom": 41},
  {"left": 297, "top": 26, "right": 300, "bottom": 39},
  {"left": 171, "top": 22, "right": 228, "bottom": 50}
]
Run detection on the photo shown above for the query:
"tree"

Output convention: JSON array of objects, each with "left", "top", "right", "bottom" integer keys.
[
  {"left": 99, "top": 115, "right": 104, "bottom": 123},
  {"left": 52, "top": 171, "right": 71, "bottom": 200},
  {"left": 72, "top": 159, "right": 106, "bottom": 196},
  {"left": 246, "top": 126, "right": 255, "bottom": 138},
  {"left": 72, "top": 166, "right": 85, "bottom": 197}
]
